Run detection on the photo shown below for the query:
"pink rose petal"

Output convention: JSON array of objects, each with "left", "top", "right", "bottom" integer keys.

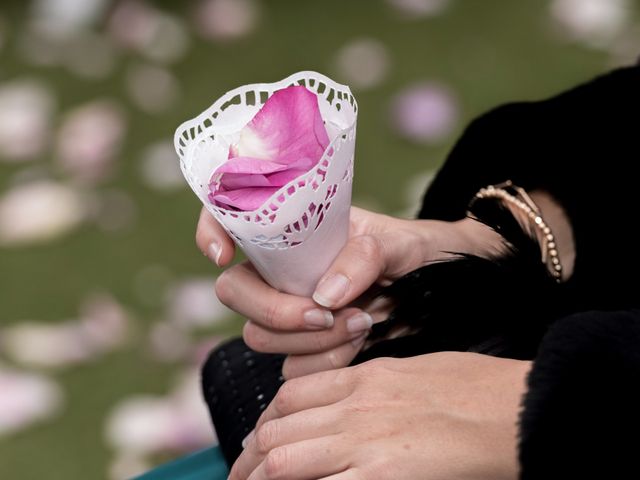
[
  {"left": 209, "top": 85, "right": 329, "bottom": 211},
  {"left": 210, "top": 187, "right": 279, "bottom": 211}
]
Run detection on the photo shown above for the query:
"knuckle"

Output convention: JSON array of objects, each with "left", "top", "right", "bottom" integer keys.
[
  {"left": 274, "top": 381, "right": 296, "bottom": 414},
  {"left": 325, "top": 349, "right": 344, "bottom": 370},
  {"left": 352, "top": 234, "right": 382, "bottom": 263},
  {"left": 243, "top": 322, "right": 269, "bottom": 352},
  {"left": 255, "top": 421, "right": 279, "bottom": 455},
  {"left": 262, "top": 301, "right": 282, "bottom": 329},
  {"left": 213, "top": 270, "right": 234, "bottom": 305},
  {"left": 264, "top": 446, "right": 289, "bottom": 479}
]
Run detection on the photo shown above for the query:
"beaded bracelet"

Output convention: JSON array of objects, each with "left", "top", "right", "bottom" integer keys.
[{"left": 471, "top": 181, "right": 563, "bottom": 282}]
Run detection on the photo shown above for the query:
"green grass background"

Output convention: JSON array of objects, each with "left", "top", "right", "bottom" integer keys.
[{"left": 0, "top": 0, "right": 632, "bottom": 477}]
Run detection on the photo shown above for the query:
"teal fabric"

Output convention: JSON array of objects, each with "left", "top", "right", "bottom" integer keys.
[{"left": 133, "top": 446, "right": 228, "bottom": 480}]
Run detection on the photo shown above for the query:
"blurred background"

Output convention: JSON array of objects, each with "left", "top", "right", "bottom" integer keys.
[{"left": 0, "top": 0, "right": 638, "bottom": 478}]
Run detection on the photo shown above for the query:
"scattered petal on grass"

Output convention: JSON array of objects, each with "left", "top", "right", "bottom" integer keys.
[
  {"left": 126, "top": 64, "right": 180, "bottom": 114},
  {"left": 139, "top": 141, "right": 185, "bottom": 192},
  {"left": 105, "top": 369, "right": 216, "bottom": 455},
  {"left": 108, "top": 1, "right": 189, "bottom": 64},
  {"left": 0, "top": 366, "right": 64, "bottom": 436},
  {"left": 56, "top": 100, "right": 126, "bottom": 185},
  {"left": 64, "top": 31, "right": 118, "bottom": 79},
  {"left": 0, "top": 79, "right": 55, "bottom": 162},
  {"left": 0, "top": 180, "right": 85, "bottom": 247},
  {"left": 148, "top": 321, "right": 191, "bottom": 363},
  {"left": 385, "top": 0, "right": 451, "bottom": 18},
  {"left": 193, "top": 0, "right": 260, "bottom": 42},
  {"left": 89, "top": 189, "right": 138, "bottom": 233},
  {"left": 550, "top": 0, "right": 631, "bottom": 49},
  {"left": 167, "top": 278, "right": 230, "bottom": 329},
  {"left": 334, "top": 38, "right": 390, "bottom": 90},
  {"left": 0, "top": 294, "right": 131, "bottom": 368},
  {"left": 390, "top": 82, "right": 458, "bottom": 143},
  {"left": 31, "top": 0, "right": 109, "bottom": 33},
  {"left": 109, "top": 453, "right": 151, "bottom": 480}
]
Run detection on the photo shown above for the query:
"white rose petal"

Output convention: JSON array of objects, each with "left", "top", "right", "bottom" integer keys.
[
  {"left": 0, "top": 366, "right": 64, "bottom": 436},
  {"left": 0, "top": 180, "right": 85, "bottom": 247},
  {"left": 390, "top": 82, "right": 458, "bottom": 144},
  {"left": 0, "top": 80, "right": 55, "bottom": 162},
  {"left": 139, "top": 141, "right": 185, "bottom": 191},
  {"left": 551, "top": 0, "right": 631, "bottom": 48},
  {"left": 194, "top": 0, "right": 260, "bottom": 42},
  {"left": 56, "top": 100, "right": 126, "bottom": 184},
  {"left": 105, "top": 370, "right": 215, "bottom": 455},
  {"left": 126, "top": 64, "right": 180, "bottom": 114},
  {"left": 167, "top": 278, "right": 230, "bottom": 329},
  {"left": 334, "top": 38, "right": 390, "bottom": 90},
  {"left": 385, "top": 0, "right": 451, "bottom": 18}
]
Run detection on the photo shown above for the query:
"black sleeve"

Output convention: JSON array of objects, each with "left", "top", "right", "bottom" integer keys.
[
  {"left": 417, "top": 65, "right": 640, "bottom": 310},
  {"left": 519, "top": 309, "right": 640, "bottom": 479}
]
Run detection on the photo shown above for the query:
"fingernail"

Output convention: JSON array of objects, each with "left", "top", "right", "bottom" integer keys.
[
  {"left": 312, "top": 273, "right": 350, "bottom": 308},
  {"left": 241, "top": 429, "right": 254, "bottom": 449},
  {"left": 303, "top": 309, "right": 334, "bottom": 329},
  {"left": 346, "top": 312, "right": 373, "bottom": 333},
  {"left": 351, "top": 331, "right": 368, "bottom": 348},
  {"left": 207, "top": 242, "right": 222, "bottom": 266}
]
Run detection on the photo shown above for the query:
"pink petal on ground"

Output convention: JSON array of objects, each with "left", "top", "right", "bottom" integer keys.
[
  {"left": 210, "top": 186, "right": 279, "bottom": 210},
  {"left": 214, "top": 156, "right": 288, "bottom": 174},
  {"left": 237, "top": 86, "right": 329, "bottom": 165}
]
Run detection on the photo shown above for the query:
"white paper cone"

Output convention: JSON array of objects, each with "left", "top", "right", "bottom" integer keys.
[{"left": 174, "top": 72, "right": 357, "bottom": 296}]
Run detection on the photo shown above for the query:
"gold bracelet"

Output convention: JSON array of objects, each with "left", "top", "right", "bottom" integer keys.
[{"left": 471, "top": 181, "right": 563, "bottom": 283}]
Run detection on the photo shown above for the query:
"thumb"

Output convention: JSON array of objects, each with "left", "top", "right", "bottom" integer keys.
[{"left": 312, "top": 233, "right": 413, "bottom": 309}]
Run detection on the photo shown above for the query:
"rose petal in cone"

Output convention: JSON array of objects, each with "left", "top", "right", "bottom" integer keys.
[{"left": 209, "top": 85, "right": 330, "bottom": 211}]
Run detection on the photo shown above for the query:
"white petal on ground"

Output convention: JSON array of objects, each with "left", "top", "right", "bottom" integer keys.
[
  {"left": 63, "top": 31, "right": 118, "bottom": 79},
  {"left": 105, "top": 369, "right": 216, "bottom": 455},
  {"left": 167, "top": 277, "right": 230, "bottom": 329},
  {"left": 126, "top": 64, "right": 180, "bottom": 114},
  {"left": 0, "top": 366, "right": 64, "bottom": 436},
  {"left": 385, "top": 0, "right": 451, "bottom": 18},
  {"left": 79, "top": 293, "right": 132, "bottom": 352},
  {"left": 550, "top": 0, "right": 631, "bottom": 48},
  {"left": 390, "top": 82, "right": 458, "bottom": 143},
  {"left": 148, "top": 321, "right": 191, "bottom": 363},
  {"left": 334, "top": 38, "right": 391, "bottom": 90},
  {"left": 2, "top": 322, "right": 95, "bottom": 368},
  {"left": 108, "top": 453, "right": 151, "bottom": 480},
  {"left": 193, "top": 0, "right": 260, "bottom": 42},
  {"left": 89, "top": 189, "right": 138, "bottom": 233},
  {"left": 55, "top": 100, "right": 126, "bottom": 185},
  {"left": 0, "top": 79, "right": 55, "bottom": 162},
  {"left": 0, "top": 180, "right": 85, "bottom": 247},
  {"left": 1, "top": 293, "right": 131, "bottom": 368},
  {"left": 31, "top": 0, "right": 109, "bottom": 33},
  {"left": 139, "top": 141, "right": 185, "bottom": 191},
  {"left": 107, "top": 1, "right": 189, "bottom": 64}
]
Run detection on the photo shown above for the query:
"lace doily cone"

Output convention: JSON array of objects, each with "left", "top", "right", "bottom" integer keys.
[{"left": 175, "top": 72, "right": 357, "bottom": 296}]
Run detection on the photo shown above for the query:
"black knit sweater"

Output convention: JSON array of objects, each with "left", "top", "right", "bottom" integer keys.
[{"left": 416, "top": 65, "right": 640, "bottom": 478}]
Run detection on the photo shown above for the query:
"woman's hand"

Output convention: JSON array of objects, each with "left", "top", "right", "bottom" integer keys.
[
  {"left": 229, "top": 352, "right": 530, "bottom": 480},
  {"left": 196, "top": 206, "right": 503, "bottom": 378}
]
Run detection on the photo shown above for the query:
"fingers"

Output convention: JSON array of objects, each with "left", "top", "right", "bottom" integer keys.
[
  {"left": 311, "top": 235, "right": 387, "bottom": 309},
  {"left": 216, "top": 262, "right": 335, "bottom": 332},
  {"left": 255, "top": 367, "right": 354, "bottom": 433},
  {"left": 282, "top": 334, "right": 367, "bottom": 379},
  {"left": 242, "top": 308, "right": 371, "bottom": 354},
  {"left": 195, "top": 207, "right": 235, "bottom": 267},
  {"left": 245, "top": 436, "right": 349, "bottom": 480},
  {"left": 233, "top": 407, "right": 344, "bottom": 480}
]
